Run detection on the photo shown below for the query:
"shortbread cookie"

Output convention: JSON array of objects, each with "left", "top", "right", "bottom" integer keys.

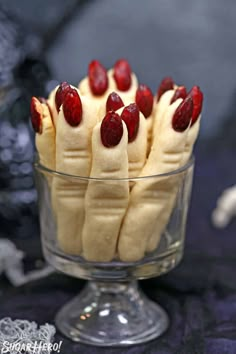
[
  {"left": 135, "top": 84, "right": 154, "bottom": 154},
  {"left": 118, "top": 96, "right": 193, "bottom": 262},
  {"left": 118, "top": 104, "right": 147, "bottom": 178},
  {"left": 147, "top": 86, "right": 203, "bottom": 252},
  {"left": 31, "top": 97, "right": 55, "bottom": 171},
  {"left": 52, "top": 87, "right": 98, "bottom": 255},
  {"left": 82, "top": 112, "right": 129, "bottom": 261}
]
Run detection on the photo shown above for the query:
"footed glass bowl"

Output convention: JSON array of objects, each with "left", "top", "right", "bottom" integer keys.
[{"left": 34, "top": 157, "right": 194, "bottom": 346}]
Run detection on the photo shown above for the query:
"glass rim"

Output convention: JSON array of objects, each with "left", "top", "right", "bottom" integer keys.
[{"left": 34, "top": 155, "right": 194, "bottom": 182}]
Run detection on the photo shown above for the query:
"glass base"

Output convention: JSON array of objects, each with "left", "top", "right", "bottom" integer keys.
[
  {"left": 43, "top": 241, "right": 183, "bottom": 280},
  {"left": 56, "top": 280, "right": 169, "bottom": 346}
]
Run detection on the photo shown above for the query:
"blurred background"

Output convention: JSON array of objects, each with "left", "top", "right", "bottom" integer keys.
[
  {"left": 0, "top": 0, "right": 236, "bottom": 256},
  {"left": 1, "top": 4, "right": 236, "bottom": 352}
]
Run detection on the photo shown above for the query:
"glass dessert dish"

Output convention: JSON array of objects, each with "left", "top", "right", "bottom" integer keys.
[{"left": 35, "top": 157, "right": 194, "bottom": 347}]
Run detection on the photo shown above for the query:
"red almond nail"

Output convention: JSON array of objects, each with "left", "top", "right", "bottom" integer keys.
[
  {"left": 55, "top": 82, "right": 72, "bottom": 112},
  {"left": 170, "top": 86, "right": 187, "bottom": 104},
  {"left": 101, "top": 111, "right": 123, "bottom": 147},
  {"left": 88, "top": 60, "right": 108, "bottom": 95},
  {"left": 188, "top": 86, "right": 203, "bottom": 126},
  {"left": 30, "top": 97, "right": 43, "bottom": 133},
  {"left": 106, "top": 92, "right": 124, "bottom": 112},
  {"left": 63, "top": 89, "right": 83, "bottom": 127},
  {"left": 113, "top": 59, "right": 132, "bottom": 91},
  {"left": 172, "top": 96, "right": 193, "bottom": 132},
  {"left": 121, "top": 103, "right": 140, "bottom": 143},
  {"left": 157, "top": 77, "right": 174, "bottom": 102},
  {"left": 135, "top": 84, "right": 153, "bottom": 118}
]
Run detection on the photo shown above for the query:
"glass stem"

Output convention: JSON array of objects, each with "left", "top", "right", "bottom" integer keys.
[{"left": 88, "top": 280, "right": 138, "bottom": 296}]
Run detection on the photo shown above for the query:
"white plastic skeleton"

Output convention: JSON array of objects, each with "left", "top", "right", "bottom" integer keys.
[
  {"left": 212, "top": 185, "right": 236, "bottom": 228},
  {"left": 0, "top": 242, "right": 56, "bottom": 353},
  {"left": 0, "top": 239, "right": 53, "bottom": 286}
]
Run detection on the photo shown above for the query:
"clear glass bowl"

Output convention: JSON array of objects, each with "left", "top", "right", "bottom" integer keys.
[{"left": 34, "top": 157, "right": 194, "bottom": 346}]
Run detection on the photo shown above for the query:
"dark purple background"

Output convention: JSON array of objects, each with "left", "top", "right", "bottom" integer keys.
[{"left": 3, "top": 0, "right": 236, "bottom": 138}]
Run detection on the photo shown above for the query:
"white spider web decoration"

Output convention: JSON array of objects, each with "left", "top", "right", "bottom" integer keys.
[{"left": 0, "top": 318, "right": 56, "bottom": 354}]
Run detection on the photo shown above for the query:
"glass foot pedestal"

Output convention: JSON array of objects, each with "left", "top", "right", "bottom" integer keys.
[{"left": 56, "top": 280, "right": 168, "bottom": 347}]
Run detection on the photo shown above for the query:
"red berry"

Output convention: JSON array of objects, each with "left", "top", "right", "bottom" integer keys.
[
  {"left": 172, "top": 96, "right": 193, "bottom": 132},
  {"left": 106, "top": 92, "right": 124, "bottom": 112},
  {"left": 170, "top": 86, "right": 187, "bottom": 104},
  {"left": 113, "top": 59, "right": 132, "bottom": 91},
  {"left": 101, "top": 111, "right": 123, "bottom": 147},
  {"left": 88, "top": 60, "right": 108, "bottom": 95},
  {"left": 135, "top": 84, "right": 153, "bottom": 118},
  {"left": 157, "top": 77, "right": 174, "bottom": 101},
  {"left": 63, "top": 89, "right": 83, "bottom": 127},
  {"left": 188, "top": 86, "right": 203, "bottom": 126},
  {"left": 121, "top": 104, "right": 140, "bottom": 143},
  {"left": 30, "top": 97, "right": 43, "bottom": 133},
  {"left": 55, "top": 82, "right": 72, "bottom": 112}
]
